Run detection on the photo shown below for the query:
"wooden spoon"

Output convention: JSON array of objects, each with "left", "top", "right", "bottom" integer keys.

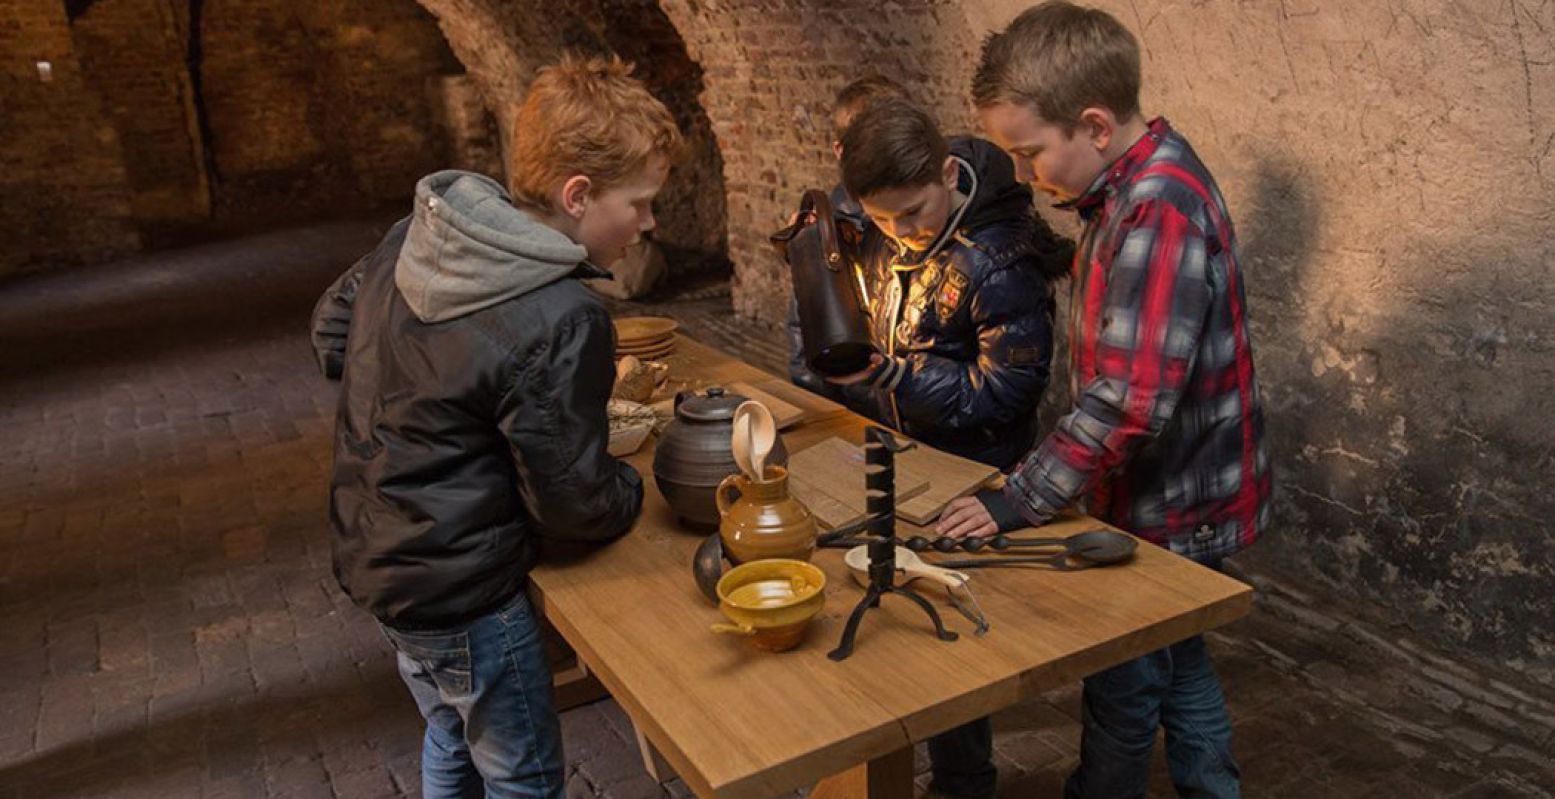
[
  {"left": 733, "top": 401, "right": 777, "bottom": 482},
  {"left": 843, "top": 545, "right": 971, "bottom": 591},
  {"left": 731, "top": 409, "right": 757, "bottom": 481}
]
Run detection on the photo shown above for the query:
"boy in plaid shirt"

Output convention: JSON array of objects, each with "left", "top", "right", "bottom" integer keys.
[{"left": 937, "top": 3, "right": 1272, "bottom": 797}]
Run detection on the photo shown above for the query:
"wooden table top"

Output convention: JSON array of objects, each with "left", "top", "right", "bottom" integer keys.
[{"left": 529, "top": 336, "right": 1253, "bottom": 799}]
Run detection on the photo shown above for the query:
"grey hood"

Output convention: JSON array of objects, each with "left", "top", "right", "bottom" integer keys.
[{"left": 394, "top": 170, "right": 590, "bottom": 323}]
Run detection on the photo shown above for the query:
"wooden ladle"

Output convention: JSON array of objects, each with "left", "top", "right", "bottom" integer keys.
[{"left": 732, "top": 400, "right": 777, "bottom": 482}]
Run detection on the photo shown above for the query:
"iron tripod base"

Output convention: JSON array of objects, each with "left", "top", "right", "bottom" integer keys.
[
  {"left": 827, "top": 580, "right": 958, "bottom": 662},
  {"left": 827, "top": 425, "right": 959, "bottom": 662}
]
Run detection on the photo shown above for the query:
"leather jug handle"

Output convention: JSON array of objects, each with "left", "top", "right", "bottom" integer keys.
[
  {"left": 715, "top": 473, "right": 742, "bottom": 519},
  {"left": 769, "top": 189, "right": 842, "bottom": 271},
  {"left": 801, "top": 189, "right": 843, "bottom": 272}
]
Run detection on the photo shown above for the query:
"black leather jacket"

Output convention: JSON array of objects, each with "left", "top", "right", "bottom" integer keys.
[
  {"left": 843, "top": 137, "right": 1068, "bottom": 470},
  {"left": 310, "top": 172, "right": 643, "bottom": 630}
]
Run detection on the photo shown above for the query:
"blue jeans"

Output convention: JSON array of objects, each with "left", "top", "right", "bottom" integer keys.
[
  {"left": 1064, "top": 635, "right": 1240, "bottom": 799},
  {"left": 927, "top": 716, "right": 997, "bottom": 798},
  {"left": 381, "top": 592, "right": 564, "bottom": 799}
]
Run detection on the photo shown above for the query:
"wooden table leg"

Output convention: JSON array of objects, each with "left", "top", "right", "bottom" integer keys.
[
  {"left": 535, "top": 597, "right": 609, "bottom": 711},
  {"left": 635, "top": 724, "right": 678, "bottom": 784},
  {"left": 809, "top": 745, "right": 914, "bottom": 799},
  {"left": 551, "top": 657, "right": 607, "bottom": 711}
]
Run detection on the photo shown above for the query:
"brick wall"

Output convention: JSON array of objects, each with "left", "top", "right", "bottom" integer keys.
[
  {"left": 2, "top": 0, "right": 466, "bottom": 273},
  {"left": 656, "top": 0, "right": 981, "bottom": 320},
  {"left": 428, "top": 75, "right": 503, "bottom": 177},
  {"left": 71, "top": 0, "right": 208, "bottom": 227},
  {"left": 0, "top": 0, "right": 139, "bottom": 277},
  {"left": 199, "top": 0, "right": 463, "bottom": 220},
  {"left": 598, "top": 0, "right": 727, "bottom": 261}
]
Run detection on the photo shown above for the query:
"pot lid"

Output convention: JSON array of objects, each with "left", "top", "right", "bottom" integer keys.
[{"left": 677, "top": 386, "right": 747, "bottom": 422}]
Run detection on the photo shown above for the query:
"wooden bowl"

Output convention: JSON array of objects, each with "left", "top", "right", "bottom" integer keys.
[
  {"left": 617, "top": 339, "right": 677, "bottom": 360},
  {"left": 614, "top": 316, "right": 678, "bottom": 345}
]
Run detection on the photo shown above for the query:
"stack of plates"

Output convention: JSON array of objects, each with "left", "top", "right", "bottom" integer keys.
[{"left": 614, "top": 316, "right": 678, "bottom": 359}]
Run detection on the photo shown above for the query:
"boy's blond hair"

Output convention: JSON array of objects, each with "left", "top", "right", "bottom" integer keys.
[
  {"left": 508, "top": 54, "right": 684, "bottom": 211},
  {"left": 971, "top": 1, "right": 1141, "bottom": 128}
]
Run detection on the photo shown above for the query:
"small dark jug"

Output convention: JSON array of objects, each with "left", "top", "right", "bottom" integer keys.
[
  {"left": 652, "top": 387, "right": 788, "bottom": 528},
  {"left": 770, "top": 189, "right": 877, "bottom": 377}
]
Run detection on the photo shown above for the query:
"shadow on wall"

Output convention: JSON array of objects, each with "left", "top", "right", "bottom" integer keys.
[{"left": 1236, "top": 154, "right": 1555, "bottom": 682}]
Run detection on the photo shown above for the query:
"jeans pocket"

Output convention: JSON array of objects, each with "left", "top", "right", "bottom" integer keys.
[
  {"left": 383, "top": 627, "right": 473, "bottom": 698},
  {"left": 494, "top": 590, "right": 533, "bottom": 628}
]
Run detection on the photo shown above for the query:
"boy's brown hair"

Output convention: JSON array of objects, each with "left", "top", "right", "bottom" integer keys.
[
  {"left": 971, "top": 1, "right": 1141, "bottom": 128},
  {"left": 507, "top": 54, "right": 684, "bottom": 211},
  {"left": 839, "top": 97, "right": 948, "bottom": 200},
  {"left": 832, "top": 74, "right": 910, "bottom": 140}
]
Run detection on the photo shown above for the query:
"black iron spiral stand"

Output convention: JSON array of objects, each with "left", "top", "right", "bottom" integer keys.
[{"left": 828, "top": 427, "right": 959, "bottom": 662}]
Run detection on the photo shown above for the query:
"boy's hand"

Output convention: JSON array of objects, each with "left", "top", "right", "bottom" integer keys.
[
  {"left": 823, "top": 354, "right": 884, "bottom": 386},
  {"left": 936, "top": 496, "right": 997, "bottom": 539}
]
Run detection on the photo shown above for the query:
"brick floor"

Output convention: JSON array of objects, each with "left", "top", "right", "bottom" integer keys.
[{"left": 1, "top": 219, "right": 1551, "bottom": 798}]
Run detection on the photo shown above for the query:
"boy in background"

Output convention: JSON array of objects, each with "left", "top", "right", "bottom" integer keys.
[{"left": 786, "top": 75, "right": 911, "bottom": 398}]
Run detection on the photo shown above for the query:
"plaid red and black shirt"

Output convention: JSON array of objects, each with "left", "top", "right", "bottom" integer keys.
[{"left": 1002, "top": 118, "right": 1272, "bottom": 562}]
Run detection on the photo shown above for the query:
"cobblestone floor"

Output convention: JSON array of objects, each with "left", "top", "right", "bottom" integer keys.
[{"left": 1, "top": 218, "right": 1551, "bottom": 798}]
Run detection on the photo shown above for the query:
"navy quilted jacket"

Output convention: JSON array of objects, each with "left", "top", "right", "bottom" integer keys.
[{"left": 850, "top": 137, "right": 1069, "bottom": 470}]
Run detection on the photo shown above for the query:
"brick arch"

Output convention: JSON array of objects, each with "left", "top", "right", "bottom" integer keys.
[{"left": 414, "top": 0, "right": 730, "bottom": 274}]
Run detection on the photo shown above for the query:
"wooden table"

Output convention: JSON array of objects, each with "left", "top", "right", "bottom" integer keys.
[{"left": 529, "top": 336, "right": 1253, "bottom": 799}]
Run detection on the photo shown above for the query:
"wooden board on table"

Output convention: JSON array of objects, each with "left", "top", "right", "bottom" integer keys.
[
  {"left": 787, "top": 437, "right": 930, "bottom": 529},
  {"left": 728, "top": 381, "right": 805, "bottom": 430},
  {"left": 747, "top": 378, "right": 851, "bottom": 423},
  {"left": 893, "top": 442, "right": 1001, "bottom": 525}
]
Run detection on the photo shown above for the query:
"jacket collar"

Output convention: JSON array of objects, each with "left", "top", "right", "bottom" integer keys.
[
  {"left": 1059, "top": 117, "right": 1172, "bottom": 221},
  {"left": 891, "top": 155, "right": 977, "bottom": 271},
  {"left": 574, "top": 260, "right": 612, "bottom": 279}
]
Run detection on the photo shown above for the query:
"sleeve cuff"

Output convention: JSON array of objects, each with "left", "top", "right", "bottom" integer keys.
[
  {"left": 866, "top": 355, "right": 909, "bottom": 392},
  {"left": 995, "top": 483, "right": 1055, "bottom": 530},
  {"left": 976, "top": 488, "right": 1030, "bottom": 533}
]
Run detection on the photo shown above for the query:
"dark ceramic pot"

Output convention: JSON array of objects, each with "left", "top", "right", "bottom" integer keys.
[{"left": 652, "top": 386, "right": 788, "bottom": 528}]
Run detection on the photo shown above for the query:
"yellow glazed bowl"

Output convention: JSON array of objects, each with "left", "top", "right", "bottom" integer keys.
[{"left": 711, "top": 559, "right": 826, "bottom": 652}]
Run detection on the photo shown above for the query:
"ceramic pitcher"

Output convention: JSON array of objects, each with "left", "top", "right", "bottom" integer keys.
[{"left": 715, "top": 465, "right": 817, "bottom": 564}]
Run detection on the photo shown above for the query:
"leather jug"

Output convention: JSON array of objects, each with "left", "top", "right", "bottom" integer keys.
[{"left": 770, "top": 189, "right": 877, "bottom": 377}]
